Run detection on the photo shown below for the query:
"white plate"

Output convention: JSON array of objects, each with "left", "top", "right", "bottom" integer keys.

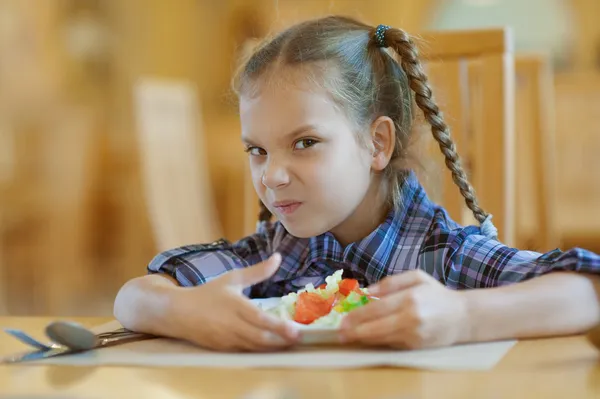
[{"left": 251, "top": 298, "right": 342, "bottom": 345}]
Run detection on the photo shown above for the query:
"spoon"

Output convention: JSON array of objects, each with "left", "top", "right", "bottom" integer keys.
[
  {"left": 46, "top": 321, "right": 155, "bottom": 351},
  {"left": 45, "top": 321, "right": 98, "bottom": 351},
  {"left": 3, "top": 321, "right": 97, "bottom": 351},
  {"left": 5, "top": 321, "right": 153, "bottom": 352}
]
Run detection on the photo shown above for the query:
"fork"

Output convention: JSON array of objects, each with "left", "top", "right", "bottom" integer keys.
[
  {"left": 3, "top": 328, "right": 59, "bottom": 351},
  {"left": 2, "top": 323, "right": 156, "bottom": 364},
  {"left": 3, "top": 324, "right": 149, "bottom": 352}
]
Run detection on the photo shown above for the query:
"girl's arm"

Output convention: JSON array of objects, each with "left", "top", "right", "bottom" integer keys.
[
  {"left": 339, "top": 268, "right": 600, "bottom": 348},
  {"left": 432, "top": 225, "right": 600, "bottom": 343},
  {"left": 113, "top": 222, "right": 302, "bottom": 351},
  {"left": 434, "top": 223, "right": 600, "bottom": 340},
  {"left": 113, "top": 273, "right": 185, "bottom": 337},
  {"left": 340, "top": 221, "right": 600, "bottom": 348},
  {"left": 462, "top": 271, "right": 600, "bottom": 342},
  {"left": 114, "top": 236, "right": 267, "bottom": 334},
  {"left": 114, "top": 253, "right": 300, "bottom": 351}
]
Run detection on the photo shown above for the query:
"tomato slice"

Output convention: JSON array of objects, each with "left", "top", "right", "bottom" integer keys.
[
  {"left": 338, "top": 278, "right": 360, "bottom": 296},
  {"left": 293, "top": 292, "right": 335, "bottom": 324}
]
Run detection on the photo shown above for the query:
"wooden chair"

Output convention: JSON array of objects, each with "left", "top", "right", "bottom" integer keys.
[
  {"left": 0, "top": 126, "right": 14, "bottom": 315},
  {"left": 553, "top": 72, "right": 600, "bottom": 253},
  {"left": 243, "top": 28, "right": 516, "bottom": 245},
  {"left": 133, "top": 77, "right": 223, "bottom": 252},
  {"left": 417, "top": 28, "right": 516, "bottom": 246},
  {"left": 513, "top": 55, "right": 559, "bottom": 251}
]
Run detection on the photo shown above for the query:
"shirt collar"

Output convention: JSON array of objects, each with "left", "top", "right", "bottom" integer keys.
[{"left": 306, "top": 171, "right": 429, "bottom": 266}]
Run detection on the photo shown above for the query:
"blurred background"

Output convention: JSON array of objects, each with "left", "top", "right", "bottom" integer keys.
[{"left": 0, "top": 0, "right": 598, "bottom": 317}]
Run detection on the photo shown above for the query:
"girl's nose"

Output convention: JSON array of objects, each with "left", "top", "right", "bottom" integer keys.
[{"left": 261, "top": 159, "right": 290, "bottom": 189}]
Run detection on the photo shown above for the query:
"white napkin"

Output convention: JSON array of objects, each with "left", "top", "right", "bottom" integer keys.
[{"left": 33, "top": 318, "right": 516, "bottom": 371}]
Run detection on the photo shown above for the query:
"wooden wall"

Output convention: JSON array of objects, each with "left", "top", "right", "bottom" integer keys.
[
  {"left": 0, "top": 0, "right": 599, "bottom": 316},
  {"left": 0, "top": 0, "right": 434, "bottom": 316},
  {"left": 570, "top": 0, "right": 600, "bottom": 72}
]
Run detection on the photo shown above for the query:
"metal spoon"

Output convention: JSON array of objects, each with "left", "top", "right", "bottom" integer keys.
[
  {"left": 46, "top": 321, "right": 155, "bottom": 351},
  {"left": 3, "top": 321, "right": 94, "bottom": 351},
  {"left": 5, "top": 322, "right": 138, "bottom": 352},
  {"left": 45, "top": 321, "right": 98, "bottom": 351}
]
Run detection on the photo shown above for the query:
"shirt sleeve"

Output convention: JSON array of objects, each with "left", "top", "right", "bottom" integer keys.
[
  {"left": 146, "top": 222, "right": 278, "bottom": 293},
  {"left": 420, "top": 221, "right": 600, "bottom": 289}
]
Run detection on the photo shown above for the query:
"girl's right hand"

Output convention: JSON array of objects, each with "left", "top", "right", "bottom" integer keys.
[{"left": 171, "top": 253, "right": 300, "bottom": 352}]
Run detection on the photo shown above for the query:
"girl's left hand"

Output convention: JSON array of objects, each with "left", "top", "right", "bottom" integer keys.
[{"left": 339, "top": 270, "right": 471, "bottom": 349}]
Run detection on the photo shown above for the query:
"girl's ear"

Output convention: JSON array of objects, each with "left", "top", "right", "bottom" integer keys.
[{"left": 369, "top": 116, "right": 395, "bottom": 172}]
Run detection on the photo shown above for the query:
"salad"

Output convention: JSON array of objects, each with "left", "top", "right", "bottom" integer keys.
[{"left": 264, "top": 270, "right": 374, "bottom": 328}]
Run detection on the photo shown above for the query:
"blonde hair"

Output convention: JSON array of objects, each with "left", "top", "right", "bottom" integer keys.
[{"left": 233, "top": 16, "right": 488, "bottom": 224}]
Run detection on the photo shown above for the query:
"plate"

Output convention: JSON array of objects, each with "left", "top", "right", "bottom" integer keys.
[{"left": 251, "top": 298, "right": 342, "bottom": 345}]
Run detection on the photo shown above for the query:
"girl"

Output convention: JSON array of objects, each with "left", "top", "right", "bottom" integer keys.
[{"left": 114, "top": 16, "right": 600, "bottom": 352}]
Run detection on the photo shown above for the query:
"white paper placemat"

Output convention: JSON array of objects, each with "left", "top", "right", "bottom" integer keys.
[{"left": 31, "top": 320, "right": 516, "bottom": 371}]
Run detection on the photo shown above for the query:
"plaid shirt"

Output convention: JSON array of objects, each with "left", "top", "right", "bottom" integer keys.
[{"left": 148, "top": 172, "right": 600, "bottom": 297}]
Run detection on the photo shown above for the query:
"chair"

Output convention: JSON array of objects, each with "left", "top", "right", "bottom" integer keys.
[
  {"left": 244, "top": 28, "right": 516, "bottom": 245},
  {"left": 416, "top": 28, "right": 516, "bottom": 246},
  {"left": 0, "top": 126, "right": 14, "bottom": 314},
  {"left": 134, "top": 77, "right": 223, "bottom": 252},
  {"left": 513, "top": 55, "right": 559, "bottom": 251},
  {"left": 553, "top": 72, "right": 600, "bottom": 252}
]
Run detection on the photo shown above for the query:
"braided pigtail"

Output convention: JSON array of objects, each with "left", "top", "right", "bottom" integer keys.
[{"left": 379, "top": 27, "right": 489, "bottom": 224}]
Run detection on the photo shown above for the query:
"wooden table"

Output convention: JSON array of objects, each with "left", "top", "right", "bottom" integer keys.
[{"left": 0, "top": 317, "right": 599, "bottom": 398}]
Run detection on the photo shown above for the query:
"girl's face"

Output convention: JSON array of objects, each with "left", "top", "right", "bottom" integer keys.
[{"left": 240, "top": 80, "right": 387, "bottom": 242}]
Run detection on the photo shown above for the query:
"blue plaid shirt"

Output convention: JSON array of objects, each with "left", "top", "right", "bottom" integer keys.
[{"left": 148, "top": 172, "right": 600, "bottom": 297}]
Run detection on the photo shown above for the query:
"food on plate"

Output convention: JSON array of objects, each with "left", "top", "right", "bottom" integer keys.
[{"left": 263, "top": 270, "right": 375, "bottom": 327}]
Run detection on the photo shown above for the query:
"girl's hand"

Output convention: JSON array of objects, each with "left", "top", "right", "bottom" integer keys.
[
  {"left": 172, "top": 253, "right": 300, "bottom": 352},
  {"left": 339, "top": 270, "right": 471, "bottom": 349}
]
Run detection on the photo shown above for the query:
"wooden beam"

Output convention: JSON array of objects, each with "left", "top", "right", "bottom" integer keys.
[{"left": 418, "top": 28, "right": 513, "bottom": 59}]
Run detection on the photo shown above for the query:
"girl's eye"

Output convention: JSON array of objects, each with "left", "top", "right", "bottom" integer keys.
[
  {"left": 245, "top": 146, "right": 267, "bottom": 156},
  {"left": 294, "top": 138, "right": 318, "bottom": 150}
]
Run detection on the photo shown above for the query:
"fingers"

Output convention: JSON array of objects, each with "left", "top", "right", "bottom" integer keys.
[
  {"left": 186, "top": 319, "right": 291, "bottom": 352},
  {"left": 340, "top": 312, "right": 404, "bottom": 345},
  {"left": 341, "top": 290, "right": 408, "bottom": 329},
  {"left": 340, "top": 311, "right": 425, "bottom": 349},
  {"left": 236, "top": 299, "right": 299, "bottom": 342},
  {"left": 233, "top": 324, "right": 295, "bottom": 352},
  {"left": 367, "top": 270, "right": 430, "bottom": 297},
  {"left": 189, "top": 329, "right": 242, "bottom": 352},
  {"left": 228, "top": 253, "right": 282, "bottom": 288}
]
